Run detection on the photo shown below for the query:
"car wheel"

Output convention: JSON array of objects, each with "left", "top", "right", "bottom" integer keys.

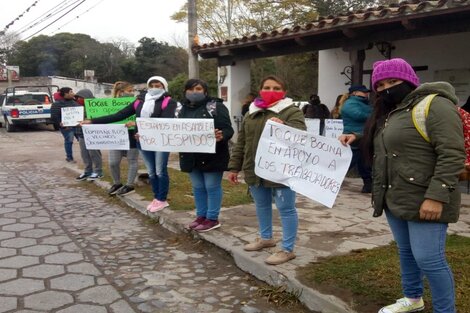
[{"left": 5, "top": 117, "right": 15, "bottom": 132}]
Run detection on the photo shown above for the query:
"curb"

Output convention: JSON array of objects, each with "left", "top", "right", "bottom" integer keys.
[{"left": 66, "top": 165, "right": 356, "bottom": 313}]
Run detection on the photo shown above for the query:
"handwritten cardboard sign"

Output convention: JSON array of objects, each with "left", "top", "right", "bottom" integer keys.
[
  {"left": 254, "top": 120, "right": 352, "bottom": 208},
  {"left": 61, "top": 106, "right": 84, "bottom": 126},
  {"left": 82, "top": 124, "right": 130, "bottom": 150},
  {"left": 84, "top": 97, "right": 136, "bottom": 127},
  {"left": 324, "top": 119, "right": 344, "bottom": 138},
  {"left": 304, "top": 118, "right": 321, "bottom": 136},
  {"left": 136, "top": 117, "right": 215, "bottom": 153}
]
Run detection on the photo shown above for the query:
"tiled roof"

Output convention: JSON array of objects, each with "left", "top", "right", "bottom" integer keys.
[{"left": 194, "top": 0, "right": 470, "bottom": 55}]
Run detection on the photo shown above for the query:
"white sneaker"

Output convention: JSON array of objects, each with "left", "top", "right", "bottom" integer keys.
[
  {"left": 379, "top": 297, "right": 424, "bottom": 313},
  {"left": 87, "top": 173, "right": 103, "bottom": 181}
]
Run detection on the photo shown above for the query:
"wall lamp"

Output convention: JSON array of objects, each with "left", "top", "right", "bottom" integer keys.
[{"left": 219, "top": 66, "right": 227, "bottom": 84}]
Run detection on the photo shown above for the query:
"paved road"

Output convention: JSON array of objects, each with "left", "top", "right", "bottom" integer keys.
[{"left": 0, "top": 126, "right": 310, "bottom": 313}]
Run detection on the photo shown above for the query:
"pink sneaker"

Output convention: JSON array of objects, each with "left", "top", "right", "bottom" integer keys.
[
  {"left": 188, "top": 216, "right": 206, "bottom": 229},
  {"left": 194, "top": 219, "right": 220, "bottom": 232},
  {"left": 146, "top": 199, "right": 159, "bottom": 211},
  {"left": 148, "top": 200, "right": 169, "bottom": 213}
]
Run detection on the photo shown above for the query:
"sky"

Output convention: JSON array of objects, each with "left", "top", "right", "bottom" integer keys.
[{"left": 2, "top": 0, "right": 188, "bottom": 46}]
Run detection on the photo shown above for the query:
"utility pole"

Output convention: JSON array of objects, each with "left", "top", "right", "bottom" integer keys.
[
  {"left": 188, "top": 0, "right": 199, "bottom": 79},
  {"left": 7, "top": 68, "right": 12, "bottom": 87}
]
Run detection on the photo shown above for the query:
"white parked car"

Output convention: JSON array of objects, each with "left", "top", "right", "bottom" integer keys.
[{"left": 0, "top": 85, "right": 59, "bottom": 132}]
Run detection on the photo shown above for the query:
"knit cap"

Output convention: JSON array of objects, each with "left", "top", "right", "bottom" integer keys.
[
  {"left": 147, "top": 76, "right": 168, "bottom": 91},
  {"left": 371, "top": 58, "right": 420, "bottom": 91}
]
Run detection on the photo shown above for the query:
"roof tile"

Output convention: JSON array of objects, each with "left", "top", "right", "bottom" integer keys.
[{"left": 194, "top": 0, "right": 469, "bottom": 52}]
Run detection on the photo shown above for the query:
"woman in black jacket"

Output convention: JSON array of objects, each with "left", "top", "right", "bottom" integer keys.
[{"left": 179, "top": 79, "right": 234, "bottom": 232}]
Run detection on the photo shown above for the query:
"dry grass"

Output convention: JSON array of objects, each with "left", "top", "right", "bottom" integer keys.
[
  {"left": 297, "top": 235, "right": 470, "bottom": 313},
  {"left": 96, "top": 155, "right": 253, "bottom": 211}
]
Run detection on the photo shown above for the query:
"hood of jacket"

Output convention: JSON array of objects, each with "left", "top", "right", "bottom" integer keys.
[
  {"left": 403, "top": 81, "right": 458, "bottom": 107},
  {"left": 75, "top": 89, "right": 94, "bottom": 99},
  {"left": 249, "top": 97, "right": 294, "bottom": 115}
]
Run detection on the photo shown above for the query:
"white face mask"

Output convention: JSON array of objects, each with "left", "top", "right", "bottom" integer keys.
[{"left": 147, "top": 88, "right": 165, "bottom": 98}]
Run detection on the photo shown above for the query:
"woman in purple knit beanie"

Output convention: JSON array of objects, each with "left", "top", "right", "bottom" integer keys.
[{"left": 340, "top": 58, "right": 464, "bottom": 313}]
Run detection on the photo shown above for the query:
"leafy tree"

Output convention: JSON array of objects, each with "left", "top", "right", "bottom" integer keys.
[
  {"left": 0, "top": 32, "right": 19, "bottom": 65},
  {"left": 7, "top": 33, "right": 127, "bottom": 81},
  {"left": 309, "top": 0, "right": 382, "bottom": 17},
  {"left": 172, "top": 0, "right": 391, "bottom": 101},
  {"left": 168, "top": 73, "right": 188, "bottom": 102},
  {"left": 131, "top": 37, "right": 188, "bottom": 83},
  {"left": 172, "top": 0, "right": 317, "bottom": 42}
]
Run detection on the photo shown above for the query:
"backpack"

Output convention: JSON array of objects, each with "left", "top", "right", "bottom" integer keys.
[
  {"left": 133, "top": 96, "right": 171, "bottom": 111},
  {"left": 412, "top": 94, "right": 470, "bottom": 177}
]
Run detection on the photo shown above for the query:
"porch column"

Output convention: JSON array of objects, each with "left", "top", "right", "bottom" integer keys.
[
  {"left": 349, "top": 49, "right": 365, "bottom": 85},
  {"left": 218, "top": 60, "right": 251, "bottom": 140}
]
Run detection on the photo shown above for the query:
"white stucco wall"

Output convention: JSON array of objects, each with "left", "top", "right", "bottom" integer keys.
[
  {"left": 318, "top": 49, "right": 351, "bottom": 109},
  {"left": 319, "top": 31, "right": 470, "bottom": 108},
  {"left": 218, "top": 60, "right": 251, "bottom": 139},
  {"left": 50, "top": 76, "right": 113, "bottom": 98}
]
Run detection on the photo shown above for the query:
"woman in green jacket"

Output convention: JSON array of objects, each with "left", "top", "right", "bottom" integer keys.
[
  {"left": 228, "top": 75, "right": 306, "bottom": 266},
  {"left": 340, "top": 58, "right": 464, "bottom": 313}
]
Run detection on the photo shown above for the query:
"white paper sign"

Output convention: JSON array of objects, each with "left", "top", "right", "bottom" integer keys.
[
  {"left": 254, "top": 120, "right": 352, "bottom": 208},
  {"left": 82, "top": 124, "right": 130, "bottom": 150},
  {"left": 305, "top": 118, "right": 321, "bottom": 135},
  {"left": 61, "top": 106, "right": 84, "bottom": 127},
  {"left": 136, "top": 117, "right": 216, "bottom": 153},
  {"left": 324, "top": 119, "right": 344, "bottom": 138}
]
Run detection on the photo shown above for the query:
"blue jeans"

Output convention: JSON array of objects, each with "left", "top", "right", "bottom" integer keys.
[
  {"left": 249, "top": 185, "right": 298, "bottom": 252},
  {"left": 188, "top": 169, "right": 223, "bottom": 221},
  {"left": 385, "top": 209, "right": 455, "bottom": 313},
  {"left": 60, "top": 128, "right": 75, "bottom": 160},
  {"left": 139, "top": 149, "right": 170, "bottom": 201}
]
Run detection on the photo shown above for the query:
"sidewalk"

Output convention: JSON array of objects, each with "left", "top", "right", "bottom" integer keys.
[{"left": 66, "top": 164, "right": 470, "bottom": 313}]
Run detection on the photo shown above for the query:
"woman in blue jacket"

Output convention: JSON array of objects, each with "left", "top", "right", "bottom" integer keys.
[{"left": 341, "top": 84, "right": 373, "bottom": 193}]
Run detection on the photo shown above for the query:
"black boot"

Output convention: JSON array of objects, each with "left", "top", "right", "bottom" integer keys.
[{"left": 361, "top": 179, "right": 372, "bottom": 193}]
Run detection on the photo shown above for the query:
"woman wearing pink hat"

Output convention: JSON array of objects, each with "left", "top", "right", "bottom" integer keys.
[{"left": 340, "top": 58, "right": 464, "bottom": 313}]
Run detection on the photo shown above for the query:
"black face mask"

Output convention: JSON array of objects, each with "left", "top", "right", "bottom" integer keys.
[{"left": 378, "top": 82, "right": 414, "bottom": 105}]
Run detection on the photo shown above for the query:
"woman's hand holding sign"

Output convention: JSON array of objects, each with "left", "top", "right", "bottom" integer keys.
[
  {"left": 338, "top": 134, "right": 357, "bottom": 146},
  {"left": 227, "top": 171, "right": 239, "bottom": 184},
  {"left": 215, "top": 129, "right": 224, "bottom": 142}
]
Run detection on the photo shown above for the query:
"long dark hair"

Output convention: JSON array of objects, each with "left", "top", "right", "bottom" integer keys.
[
  {"left": 361, "top": 82, "right": 416, "bottom": 164},
  {"left": 361, "top": 97, "right": 395, "bottom": 164}
]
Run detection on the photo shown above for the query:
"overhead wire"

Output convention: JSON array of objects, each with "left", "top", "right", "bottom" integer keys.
[
  {"left": 1, "top": 0, "right": 41, "bottom": 36},
  {"left": 22, "top": 0, "right": 87, "bottom": 41},
  {"left": 50, "top": 0, "right": 107, "bottom": 35},
  {"left": 13, "top": 0, "right": 77, "bottom": 36}
]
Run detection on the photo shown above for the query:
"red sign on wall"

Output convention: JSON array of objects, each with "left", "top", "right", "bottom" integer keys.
[
  {"left": 220, "top": 86, "right": 228, "bottom": 101},
  {"left": 0, "top": 65, "right": 20, "bottom": 81}
]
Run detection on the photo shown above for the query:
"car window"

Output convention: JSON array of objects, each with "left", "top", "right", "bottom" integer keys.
[{"left": 6, "top": 94, "right": 50, "bottom": 105}]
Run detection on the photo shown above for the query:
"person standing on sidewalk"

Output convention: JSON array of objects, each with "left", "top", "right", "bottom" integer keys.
[
  {"left": 82, "top": 77, "right": 178, "bottom": 211},
  {"left": 84, "top": 81, "right": 139, "bottom": 196},
  {"left": 341, "top": 84, "right": 373, "bottom": 193},
  {"left": 180, "top": 79, "right": 234, "bottom": 233},
  {"left": 339, "top": 58, "right": 464, "bottom": 313},
  {"left": 51, "top": 87, "right": 78, "bottom": 163},
  {"left": 74, "top": 89, "right": 103, "bottom": 181},
  {"left": 135, "top": 76, "right": 177, "bottom": 212},
  {"left": 227, "top": 75, "right": 306, "bottom": 265}
]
